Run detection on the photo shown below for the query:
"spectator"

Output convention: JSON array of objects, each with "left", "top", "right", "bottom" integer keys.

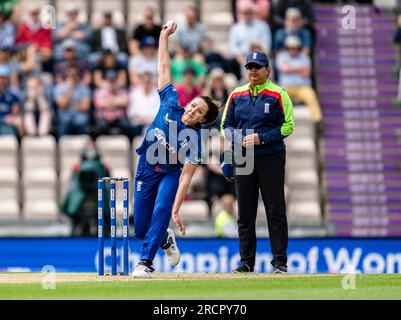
[
  {"left": 172, "top": 5, "right": 209, "bottom": 55},
  {"left": 128, "top": 36, "right": 158, "bottom": 86},
  {"left": 0, "top": 64, "right": 23, "bottom": 136},
  {"left": 54, "top": 39, "right": 91, "bottom": 85},
  {"left": 273, "top": 7, "right": 312, "bottom": 56},
  {"left": 215, "top": 194, "right": 238, "bottom": 238},
  {"left": 62, "top": 142, "right": 111, "bottom": 236},
  {"left": 273, "top": 0, "right": 315, "bottom": 30},
  {"left": 93, "top": 49, "right": 127, "bottom": 89},
  {"left": 90, "top": 11, "right": 129, "bottom": 68},
  {"left": 202, "top": 68, "right": 229, "bottom": 129},
  {"left": 236, "top": 0, "right": 271, "bottom": 22},
  {"left": 0, "top": 10, "right": 15, "bottom": 50},
  {"left": 15, "top": 4, "right": 52, "bottom": 65},
  {"left": 171, "top": 44, "right": 208, "bottom": 86},
  {"left": 228, "top": 0, "right": 272, "bottom": 80},
  {"left": 127, "top": 71, "right": 159, "bottom": 137},
  {"left": 130, "top": 6, "right": 162, "bottom": 56},
  {"left": 53, "top": 66, "right": 91, "bottom": 137},
  {"left": 203, "top": 68, "right": 229, "bottom": 106},
  {"left": 176, "top": 66, "right": 202, "bottom": 107},
  {"left": 11, "top": 43, "right": 42, "bottom": 90},
  {"left": 202, "top": 37, "right": 227, "bottom": 72},
  {"left": 53, "top": 4, "right": 92, "bottom": 60},
  {"left": 22, "top": 76, "right": 53, "bottom": 136},
  {"left": 224, "top": 72, "right": 239, "bottom": 93},
  {"left": 93, "top": 70, "right": 132, "bottom": 138},
  {"left": 276, "top": 35, "right": 322, "bottom": 124}
]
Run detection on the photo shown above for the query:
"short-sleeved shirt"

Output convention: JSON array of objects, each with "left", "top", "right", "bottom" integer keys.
[
  {"left": 136, "top": 83, "right": 203, "bottom": 173},
  {"left": 128, "top": 54, "right": 158, "bottom": 82},
  {"left": 173, "top": 23, "right": 208, "bottom": 54},
  {"left": 53, "top": 82, "right": 91, "bottom": 109},
  {"left": 132, "top": 24, "right": 162, "bottom": 47},
  {"left": 276, "top": 51, "right": 311, "bottom": 87},
  {"left": 273, "top": 28, "right": 312, "bottom": 52},
  {"left": 0, "top": 89, "right": 19, "bottom": 119}
]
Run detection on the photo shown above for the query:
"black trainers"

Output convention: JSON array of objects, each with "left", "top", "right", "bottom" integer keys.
[
  {"left": 232, "top": 263, "right": 254, "bottom": 273},
  {"left": 273, "top": 265, "right": 287, "bottom": 274}
]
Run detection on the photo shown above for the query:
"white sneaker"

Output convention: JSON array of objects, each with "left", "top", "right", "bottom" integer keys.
[
  {"left": 132, "top": 262, "right": 154, "bottom": 278},
  {"left": 161, "top": 228, "right": 181, "bottom": 266}
]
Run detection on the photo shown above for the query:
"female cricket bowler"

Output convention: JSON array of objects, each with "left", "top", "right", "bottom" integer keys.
[{"left": 131, "top": 21, "right": 220, "bottom": 277}]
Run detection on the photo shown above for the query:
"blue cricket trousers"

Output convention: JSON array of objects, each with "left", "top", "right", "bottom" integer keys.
[{"left": 133, "top": 155, "right": 181, "bottom": 263}]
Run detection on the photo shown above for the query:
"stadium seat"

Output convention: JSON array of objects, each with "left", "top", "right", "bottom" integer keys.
[
  {"left": 96, "top": 135, "right": 131, "bottom": 178},
  {"left": 292, "top": 105, "right": 313, "bottom": 125},
  {"left": 0, "top": 136, "right": 18, "bottom": 168},
  {"left": 22, "top": 187, "right": 59, "bottom": 221},
  {"left": 0, "top": 175, "right": 20, "bottom": 219},
  {"left": 0, "top": 136, "right": 20, "bottom": 219},
  {"left": 21, "top": 136, "right": 56, "bottom": 170},
  {"left": 127, "top": 0, "right": 160, "bottom": 30},
  {"left": 286, "top": 137, "right": 316, "bottom": 157},
  {"left": 90, "top": 0, "right": 124, "bottom": 28},
  {"left": 165, "top": 0, "right": 196, "bottom": 25},
  {"left": 180, "top": 200, "right": 209, "bottom": 222},
  {"left": 285, "top": 103, "right": 321, "bottom": 228},
  {"left": 200, "top": 0, "right": 232, "bottom": 56},
  {"left": 21, "top": 136, "right": 58, "bottom": 220},
  {"left": 59, "top": 135, "right": 91, "bottom": 199},
  {"left": 286, "top": 169, "right": 319, "bottom": 189},
  {"left": 0, "top": 168, "right": 18, "bottom": 186},
  {"left": 289, "top": 189, "right": 320, "bottom": 203},
  {"left": 256, "top": 202, "right": 268, "bottom": 225},
  {"left": 286, "top": 156, "right": 317, "bottom": 171},
  {"left": 17, "top": 0, "right": 51, "bottom": 21},
  {"left": 23, "top": 168, "right": 57, "bottom": 188},
  {"left": 287, "top": 201, "right": 322, "bottom": 226}
]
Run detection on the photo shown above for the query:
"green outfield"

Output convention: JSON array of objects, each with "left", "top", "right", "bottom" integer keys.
[{"left": 0, "top": 273, "right": 400, "bottom": 299}]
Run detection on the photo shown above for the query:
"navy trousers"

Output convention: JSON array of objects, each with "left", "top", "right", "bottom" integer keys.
[{"left": 133, "top": 155, "right": 181, "bottom": 263}]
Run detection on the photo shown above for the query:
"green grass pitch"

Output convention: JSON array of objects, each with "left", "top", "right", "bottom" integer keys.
[{"left": 0, "top": 273, "right": 400, "bottom": 300}]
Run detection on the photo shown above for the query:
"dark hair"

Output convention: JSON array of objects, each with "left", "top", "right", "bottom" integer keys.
[{"left": 199, "top": 96, "right": 220, "bottom": 125}]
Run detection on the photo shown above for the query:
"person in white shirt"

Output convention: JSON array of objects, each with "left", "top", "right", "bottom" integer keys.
[
  {"left": 127, "top": 71, "right": 159, "bottom": 138},
  {"left": 171, "top": 4, "right": 209, "bottom": 55},
  {"left": 128, "top": 36, "right": 158, "bottom": 86},
  {"left": 276, "top": 35, "right": 321, "bottom": 125},
  {"left": 90, "top": 11, "right": 129, "bottom": 68},
  {"left": 228, "top": 0, "right": 272, "bottom": 80}
]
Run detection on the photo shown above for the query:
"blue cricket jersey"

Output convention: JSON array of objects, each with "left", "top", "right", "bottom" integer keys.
[{"left": 136, "top": 83, "right": 203, "bottom": 173}]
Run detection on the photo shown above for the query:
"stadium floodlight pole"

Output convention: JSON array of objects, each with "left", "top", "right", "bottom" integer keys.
[
  {"left": 110, "top": 179, "right": 117, "bottom": 276},
  {"left": 123, "top": 179, "right": 130, "bottom": 275},
  {"left": 97, "top": 179, "right": 104, "bottom": 276}
]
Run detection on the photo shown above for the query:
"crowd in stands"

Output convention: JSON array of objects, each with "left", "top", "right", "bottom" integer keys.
[
  {"left": 0, "top": 0, "right": 319, "bottom": 233},
  {"left": 0, "top": 0, "right": 319, "bottom": 138}
]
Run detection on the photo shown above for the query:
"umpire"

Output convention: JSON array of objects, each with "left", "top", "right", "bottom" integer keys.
[{"left": 221, "top": 51, "right": 294, "bottom": 273}]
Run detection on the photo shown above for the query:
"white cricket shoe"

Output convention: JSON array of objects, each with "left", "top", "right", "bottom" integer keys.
[
  {"left": 161, "top": 228, "right": 181, "bottom": 266},
  {"left": 132, "top": 262, "right": 154, "bottom": 278}
]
